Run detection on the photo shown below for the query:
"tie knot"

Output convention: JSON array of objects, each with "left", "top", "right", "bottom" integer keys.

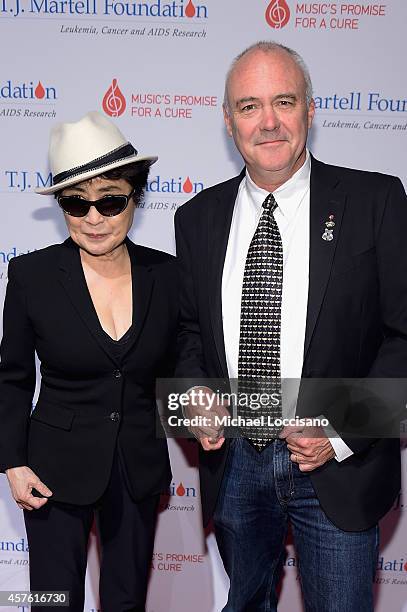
[{"left": 263, "top": 193, "right": 278, "bottom": 213}]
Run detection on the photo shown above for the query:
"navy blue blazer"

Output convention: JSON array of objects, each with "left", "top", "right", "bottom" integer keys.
[{"left": 175, "top": 157, "right": 406, "bottom": 531}]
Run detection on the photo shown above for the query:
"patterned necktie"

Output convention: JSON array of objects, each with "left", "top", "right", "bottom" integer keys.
[{"left": 237, "top": 193, "right": 283, "bottom": 451}]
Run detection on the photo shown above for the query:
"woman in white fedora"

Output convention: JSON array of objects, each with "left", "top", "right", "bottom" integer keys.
[{"left": 0, "top": 111, "right": 178, "bottom": 611}]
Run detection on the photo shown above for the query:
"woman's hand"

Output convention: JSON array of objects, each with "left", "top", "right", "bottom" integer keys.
[
  {"left": 5, "top": 466, "right": 53, "bottom": 511},
  {"left": 183, "top": 386, "right": 229, "bottom": 451}
]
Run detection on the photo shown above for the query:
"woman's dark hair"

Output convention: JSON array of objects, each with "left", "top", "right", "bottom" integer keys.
[
  {"left": 55, "top": 161, "right": 151, "bottom": 206},
  {"left": 101, "top": 161, "right": 150, "bottom": 206}
]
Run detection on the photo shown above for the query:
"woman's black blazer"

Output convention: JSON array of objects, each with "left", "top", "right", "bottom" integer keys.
[{"left": 0, "top": 237, "right": 178, "bottom": 504}]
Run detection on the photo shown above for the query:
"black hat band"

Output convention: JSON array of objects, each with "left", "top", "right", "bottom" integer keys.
[{"left": 52, "top": 143, "right": 138, "bottom": 185}]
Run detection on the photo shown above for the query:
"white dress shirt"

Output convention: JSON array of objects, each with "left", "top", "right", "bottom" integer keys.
[{"left": 221, "top": 151, "right": 352, "bottom": 461}]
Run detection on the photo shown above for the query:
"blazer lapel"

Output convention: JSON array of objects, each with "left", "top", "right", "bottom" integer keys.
[
  {"left": 58, "top": 238, "right": 154, "bottom": 365},
  {"left": 58, "top": 238, "right": 121, "bottom": 366},
  {"left": 208, "top": 171, "right": 245, "bottom": 378},
  {"left": 121, "top": 239, "right": 154, "bottom": 360},
  {"left": 303, "top": 158, "right": 346, "bottom": 360}
]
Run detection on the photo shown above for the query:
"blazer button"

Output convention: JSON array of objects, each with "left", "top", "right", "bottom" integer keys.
[
  {"left": 110, "top": 412, "right": 120, "bottom": 422},
  {"left": 113, "top": 369, "right": 122, "bottom": 378}
]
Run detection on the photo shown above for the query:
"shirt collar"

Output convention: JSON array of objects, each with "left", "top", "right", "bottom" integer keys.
[{"left": 244, "top": 149, "right": 311, "bottom": 219}]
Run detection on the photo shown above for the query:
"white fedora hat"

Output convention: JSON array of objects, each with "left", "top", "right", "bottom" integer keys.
[{"left": 36, "top": 111, "right": 158, "bottom": 195}]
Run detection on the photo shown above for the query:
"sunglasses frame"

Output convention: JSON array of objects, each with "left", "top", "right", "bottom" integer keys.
[{"left": 58, "top": 190, "right": 135, "bottom": 218}]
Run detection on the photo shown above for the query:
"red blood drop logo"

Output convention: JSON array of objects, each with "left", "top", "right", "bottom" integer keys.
[
  {"left": 183, "top": 177, "right": 193, "bottom": 193},
  {"left": 185, "top": 0, "right": 196, "bottom": 18},
  {"left": 176, "top": 482, "right": 186, "bottom": 496},
  {"left": 102, "top": 79, "right": 126, "bottom": 117},
  {"left": 265, "top": 0, "right": 290, "bottom": 29},
  {"left": 35, "top": 81, "right": 45, "bottom": 99}
]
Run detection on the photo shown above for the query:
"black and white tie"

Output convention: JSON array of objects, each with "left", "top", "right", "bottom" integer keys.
[{"left": 237, "top": 193, "right": 283, "bottom": 451}]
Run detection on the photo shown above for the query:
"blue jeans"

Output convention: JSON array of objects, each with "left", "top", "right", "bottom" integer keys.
[{"left": 213, "top": 438, "right": 378, "bottom": 612}]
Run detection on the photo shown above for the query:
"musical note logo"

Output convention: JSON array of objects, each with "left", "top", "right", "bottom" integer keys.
[
  {"left": 102, "top": 79, "right": 126, "bottom": 117},
  {"left": 265, "top": 0, "right": 290, "bottom": 29}
]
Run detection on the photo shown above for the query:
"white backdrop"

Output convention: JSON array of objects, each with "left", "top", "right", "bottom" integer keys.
[{"left": 0, "top": 1, "right": 406, "bottom": 610}]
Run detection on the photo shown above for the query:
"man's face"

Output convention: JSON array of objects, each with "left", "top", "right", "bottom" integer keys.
[{"left": 224, "top": 49, "right": 315, "bottom": 189}]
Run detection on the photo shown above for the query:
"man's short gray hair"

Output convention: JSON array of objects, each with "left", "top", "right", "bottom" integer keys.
[{"left": 223, "top": 41, "right": 313, "bottom": 113}]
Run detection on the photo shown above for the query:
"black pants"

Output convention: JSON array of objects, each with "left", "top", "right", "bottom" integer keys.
[{"left": 24, "top": 452, "right": 159, "bottom": 612}]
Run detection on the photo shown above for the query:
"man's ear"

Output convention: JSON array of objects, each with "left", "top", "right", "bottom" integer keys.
[
  {"left": 223, "top": 104, "right": 233, "bottom": 137},
  {"left": 307, "top": 98, "right": 315, "bottom": 129}
]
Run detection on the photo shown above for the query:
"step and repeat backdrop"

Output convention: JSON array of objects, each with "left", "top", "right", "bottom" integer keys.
[{"left": 1, "top": 1, "right": 406, "bottom": 610}]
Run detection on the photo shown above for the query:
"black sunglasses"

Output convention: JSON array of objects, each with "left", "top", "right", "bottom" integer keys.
[{"left": 58, "top": 190, "right": 135, "bottom": 218}]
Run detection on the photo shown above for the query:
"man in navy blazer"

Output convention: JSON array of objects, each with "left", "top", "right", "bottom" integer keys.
[{"left": 175, "top": 41, "right": 407, "bottom": 611}]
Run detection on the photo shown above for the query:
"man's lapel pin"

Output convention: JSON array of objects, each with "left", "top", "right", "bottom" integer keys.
[{"left": 322, "top": 214, "right": 335, "bottom": 242}]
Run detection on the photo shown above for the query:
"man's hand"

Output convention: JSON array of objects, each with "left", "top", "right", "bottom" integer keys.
[
  {"left": 5, "top": 466, "right": 53, "bottom": 511},
  {"left": 279, "top": 425, "right": 335, "bottom": 472},
  {"left": 184, "top": 386, "right": 230, "bottom": 451}
]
